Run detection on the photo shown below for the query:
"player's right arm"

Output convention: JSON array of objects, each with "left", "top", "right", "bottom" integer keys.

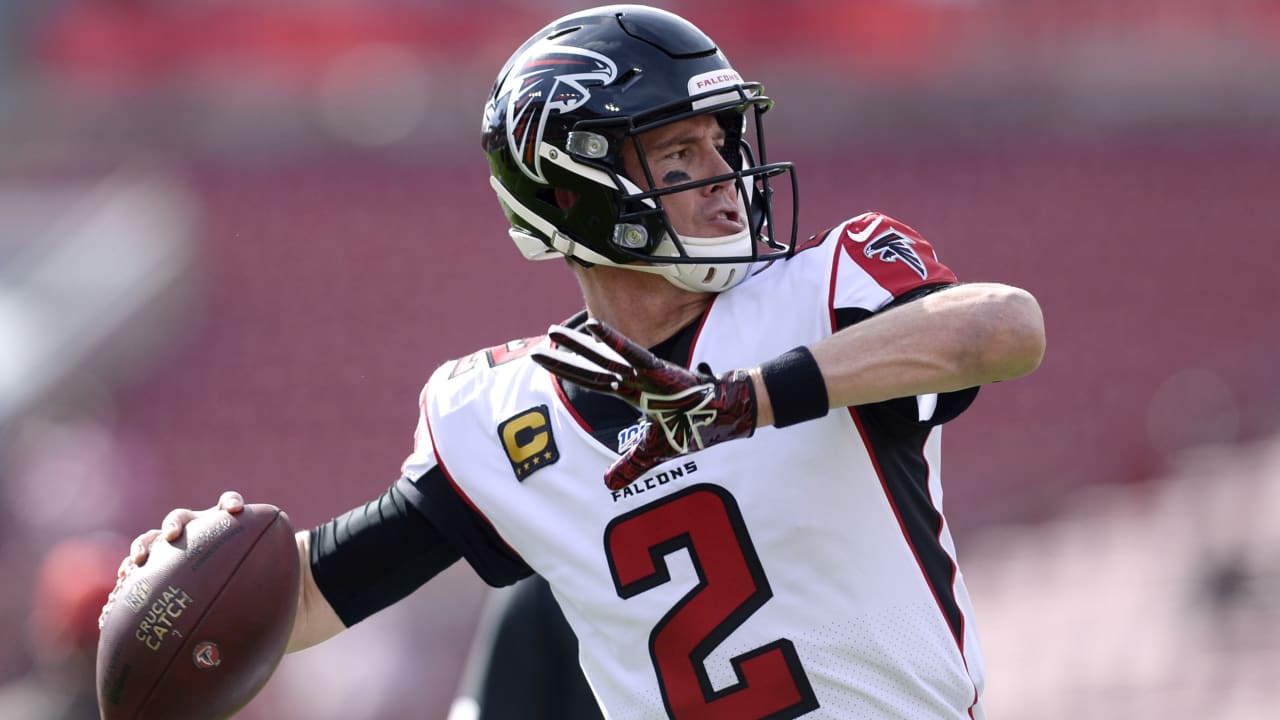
[
  {"left": 124, "top": 477, "right": 474, "bottom": 655},
  {"left": 122, "top": 490, "right": 346, "bottom": 653},
  {"left": 288, "top": 527, "right": 346, "bottom": 652},
  {"left": 123, "top": 378, "right": 532, "bottom": 654}
]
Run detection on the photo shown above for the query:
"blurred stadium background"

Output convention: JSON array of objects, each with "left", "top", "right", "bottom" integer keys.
[{"left": 0, "top": 1, "right": 1277, "bottom": 718}]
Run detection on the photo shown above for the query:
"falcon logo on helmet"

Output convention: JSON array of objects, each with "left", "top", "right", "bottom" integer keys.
[
  {"left": 503, "top": 45, "right": 617, "bottom": 184},
  {"left": 862, "top": 230, "right": 928, "bottom": 279}
]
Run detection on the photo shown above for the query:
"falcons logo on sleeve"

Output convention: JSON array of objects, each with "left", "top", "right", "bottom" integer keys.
[
  {"left": 850, "top": 226, "right": 929, "bottom": 279},
  {"left": 501, "top": 45, "right": 617, "bottom": 183}
]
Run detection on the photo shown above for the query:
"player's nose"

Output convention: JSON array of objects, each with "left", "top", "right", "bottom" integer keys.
[{"left": 699, "top": 149, "right": 735, "bottom": 194}]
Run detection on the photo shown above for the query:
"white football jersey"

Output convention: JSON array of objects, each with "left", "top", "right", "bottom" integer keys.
[{"left": 400, "top": 212, "right": 987, "bottom": 719}]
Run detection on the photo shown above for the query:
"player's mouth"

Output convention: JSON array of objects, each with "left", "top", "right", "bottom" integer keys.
[{"left": 704, "top": 205, "right": 745, "bottom": 234}]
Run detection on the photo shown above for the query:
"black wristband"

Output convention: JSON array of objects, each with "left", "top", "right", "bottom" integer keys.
[{"left": 759, "top": 346, "right": 829, "bottom": 428}]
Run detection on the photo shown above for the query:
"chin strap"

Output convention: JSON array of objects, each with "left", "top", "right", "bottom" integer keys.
[
  {"left": 492, "top": 176, "right": 753, "bottom": 293},
  {"left": 655, "top": 224, "right": 755, "bottom": 293}
]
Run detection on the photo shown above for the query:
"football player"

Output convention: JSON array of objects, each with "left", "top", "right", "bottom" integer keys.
[{"left": 124, "top": 5, "right": 1045, "bottom": 719}]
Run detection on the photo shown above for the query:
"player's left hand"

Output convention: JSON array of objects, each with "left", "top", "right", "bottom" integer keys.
[{"left": 532, "top": 320, "right": 757, "bottom": 490}]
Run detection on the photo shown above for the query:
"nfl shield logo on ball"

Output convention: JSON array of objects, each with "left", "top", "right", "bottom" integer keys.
[{"left": 192, "top": 641, "right": 222, "bottom": 670}]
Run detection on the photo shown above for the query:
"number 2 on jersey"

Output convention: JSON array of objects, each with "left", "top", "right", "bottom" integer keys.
[{"left": 604, "top": 484, "right": 820, "bottom": 719}]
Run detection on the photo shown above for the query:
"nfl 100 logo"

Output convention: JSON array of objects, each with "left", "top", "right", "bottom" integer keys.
[{"left": 617, "top": 420, "right": 649, "bottom": 454}]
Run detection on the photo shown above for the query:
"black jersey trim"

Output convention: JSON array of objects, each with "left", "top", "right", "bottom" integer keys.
[
  {"left": 404, "top": 407, "right": 534, "bottom": 588},
  {"left": 398, "top": 468, "right": 533, "bottom": 588},
  {"left": 832, "top": 268, "right": 977, "bottom": 665},
  {"left": 849, "top": 406, "right": 968, "bottom": 651}
]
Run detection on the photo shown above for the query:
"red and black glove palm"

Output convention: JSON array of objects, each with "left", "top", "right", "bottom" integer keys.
[{"left": 532, "top": 320, "right": 757, "bottom": 490}]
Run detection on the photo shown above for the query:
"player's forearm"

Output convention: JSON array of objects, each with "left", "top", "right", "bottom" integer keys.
[
  {"left": 285, "top": 530, "right": 348, "bottom": 653},
  {"left": 753, "top": 283, "right": 1044, "bottom": 426},
  {"left": 818, "top": 281, "right": 1044, "bottom": 405}
]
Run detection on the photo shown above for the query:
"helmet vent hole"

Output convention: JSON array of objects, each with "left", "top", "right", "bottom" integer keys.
[{"left": 616, "top": 67, "right": 644, "bottom": 91}]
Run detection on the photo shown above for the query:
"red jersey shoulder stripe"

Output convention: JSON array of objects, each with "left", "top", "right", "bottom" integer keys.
[{"left": 838, "top": 212, "right": 957, "bottom": 297}]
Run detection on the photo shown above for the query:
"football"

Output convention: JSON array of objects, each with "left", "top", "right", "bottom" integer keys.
[{"left": 96, "top": 503, "right": 301, "bottom": 720}]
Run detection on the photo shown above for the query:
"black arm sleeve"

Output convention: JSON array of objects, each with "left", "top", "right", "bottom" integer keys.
[
  {"left": 397, "top": 466, "right": 534, "bottom": 589},
  {"left": 308, "top": 481, "right": 463, "bottom": 627}
]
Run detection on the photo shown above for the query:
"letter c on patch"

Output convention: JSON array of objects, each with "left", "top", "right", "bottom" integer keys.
[{"left": 498, "top": 405, "right": 560, "bottom": 481}]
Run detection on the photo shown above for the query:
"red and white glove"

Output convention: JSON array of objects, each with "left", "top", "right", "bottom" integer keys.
[{"left": 533, "top": 320, "right": 757, "bottom": 490}]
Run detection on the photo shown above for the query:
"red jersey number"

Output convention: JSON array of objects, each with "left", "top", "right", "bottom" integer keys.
[
  {"left": 604, "top": 484, "right": 819, "bottom": 719},
  {"left": 449, "top": 336, "right": 545, "bottom": 378}
]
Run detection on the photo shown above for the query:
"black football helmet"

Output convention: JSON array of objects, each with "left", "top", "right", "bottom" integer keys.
[{"left": 481, "top": 5, "right": 798, "bottom": 292}]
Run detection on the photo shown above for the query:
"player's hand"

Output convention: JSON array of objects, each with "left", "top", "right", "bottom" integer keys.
[
  {"left": 103, "top": 491, "right": 245, "bottom": 631},
  {"left": 119, "top": 491, "right": 245, "bottom": 574},
  {"left": 532, "top": 320, "right": 757, "bottom": 490}
]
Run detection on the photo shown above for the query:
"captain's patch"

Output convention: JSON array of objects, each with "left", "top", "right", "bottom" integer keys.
[{"left": 498, "top": 405, "right": 560, "bottom": 481}]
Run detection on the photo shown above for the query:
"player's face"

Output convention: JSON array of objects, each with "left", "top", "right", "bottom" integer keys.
[{"left": 621, "top": 115, "right": 746, "bottom": 239}]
